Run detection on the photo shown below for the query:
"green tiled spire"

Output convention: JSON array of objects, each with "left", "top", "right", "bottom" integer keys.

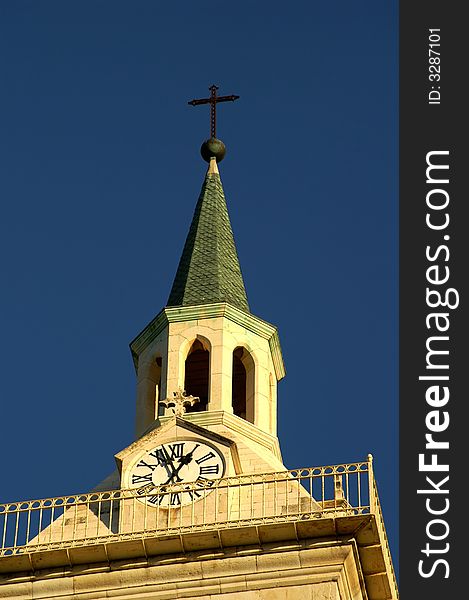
[{"left": 167, "top": 160, "right": 249, "bottom": 312}]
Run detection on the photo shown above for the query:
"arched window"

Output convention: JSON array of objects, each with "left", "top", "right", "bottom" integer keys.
[
  {"left": 184, "top": 339, "right": 209, "bottom": 412},
  {"left": 232, "top": 347, "right": 255, "bottom": 423}
]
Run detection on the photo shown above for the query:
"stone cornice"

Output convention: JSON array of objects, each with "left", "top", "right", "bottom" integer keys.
[
  {"left": 158, "top": 410, "right": 283, "bottom": 462},
  {"left": 129, "top": 303, "right": 286, "bottom": 380},
  {"left": 0, "top": 519, "right": 397, "bottom": 600}
]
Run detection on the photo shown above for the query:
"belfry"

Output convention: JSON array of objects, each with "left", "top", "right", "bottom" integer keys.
[{"left": 0, "top": 86, "right": 398, "bottom": 600}]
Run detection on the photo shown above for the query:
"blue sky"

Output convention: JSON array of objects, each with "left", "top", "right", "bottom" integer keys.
[{"left": 0, "top": 0, "right": 398, "bottom": 567}]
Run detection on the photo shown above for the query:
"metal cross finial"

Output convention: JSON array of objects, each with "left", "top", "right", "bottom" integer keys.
[
  {"left": 188, "top": 84, "right": 240, "bottom": 139},
  {"left": 159, "top": 387, "right": 200, "bottom": 417}
]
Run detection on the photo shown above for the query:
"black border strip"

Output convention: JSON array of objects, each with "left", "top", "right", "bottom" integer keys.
[{"left": 400, "top": 2, "right": 466, "bottom": 596}]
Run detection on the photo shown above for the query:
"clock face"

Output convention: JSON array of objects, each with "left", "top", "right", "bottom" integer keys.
[{"left": 128, "top": 439, "right": 225, "bottom": 507}]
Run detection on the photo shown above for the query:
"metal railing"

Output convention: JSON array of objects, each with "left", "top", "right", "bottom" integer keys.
[{"left": 1, "top": 458, "right": 385, "bottom": 559}]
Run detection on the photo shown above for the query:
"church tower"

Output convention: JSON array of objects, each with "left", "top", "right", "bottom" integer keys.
[
  {"left": 0, "top": 86, "right": 398, "bottom": 600},
  {"left": 128, "top": 152, "right": 285, "bottom": 480}
]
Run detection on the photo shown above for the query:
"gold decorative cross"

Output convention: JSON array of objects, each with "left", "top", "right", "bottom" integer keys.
[
  {"left": 159, "top": 388, "right": 200, "bottom": 417},
  {"left": 188, "top": 84, "right": 240, "bottom": 138}
]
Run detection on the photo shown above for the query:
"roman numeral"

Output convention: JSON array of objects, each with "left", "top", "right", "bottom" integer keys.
[
  {"left": 136, "top": 459, "right": 158, "bottom": 471},
  {"left": 136, "top": 483, "right": 154, "bottom": 496},
  {"left": 148, "top": 448, "right": 168, "bottom": 466},
  {"left": 184, "top": 487, "right": 202, "bottom": 500},
  {"left": 195, "top": 476, "right": 215, "bottom": 488},
  {"left": 199, "top": 464, "right": 220, "bottom": 475},
  {"left": 147, "top": 493, "right": 164, "bottom": 505},
  {"left": 132, "top": 473, "right": 153, "bottom": 484},
  {"left": 168, "top": 442, "right": 185, "bottom": 459},
  {"left": 170, "top": 493, "right": 181, "bottom": 506},
  {"left": 195, "top": 451, "right": 215, "bottom": 464}
]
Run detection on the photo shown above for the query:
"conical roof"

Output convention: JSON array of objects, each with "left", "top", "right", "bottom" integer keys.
[{"left": 167, "top": 159, "right": 249, "bottom": 312}]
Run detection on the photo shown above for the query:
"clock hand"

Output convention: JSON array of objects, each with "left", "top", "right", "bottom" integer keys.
[
  {"left": 162, "top": 444, "right": 200, "bottom": 485},
  {"left": 160, "top": 446, "right": 184, "bottom": 484},
  {"left": 160, "top": 446, "right": 179, "bottom": 480}
]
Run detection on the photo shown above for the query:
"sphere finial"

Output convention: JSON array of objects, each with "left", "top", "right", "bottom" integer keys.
[{"left": 200, "top": 137, "right": 226, "bottom": 163}]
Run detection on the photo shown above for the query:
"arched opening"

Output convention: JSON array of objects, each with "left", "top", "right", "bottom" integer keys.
[
  {"left": 232, "top": 347, "right": 255, "bottom": 423},
  {"left": 184, "top": 339, "right": 209, "bottom": 412},
  {"left": 232, "top": 348, "right": 247, "bottom": 419}
]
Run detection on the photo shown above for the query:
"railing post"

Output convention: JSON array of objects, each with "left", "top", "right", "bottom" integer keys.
[
  {"left": 334, "top": 475, "right": 344, "bottom": 502},
  {"left": 367, "top": 453, "right": 375, "bottom": 512}
]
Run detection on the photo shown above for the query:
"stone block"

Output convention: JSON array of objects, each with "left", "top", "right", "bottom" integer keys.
[
  {"left": 31, "top": 575, "right": 74, "bottom": 599},
  {"left": 256, "top": 550, "right": 300, "bottom": 573},
  {"left": 0, "top": 581, "right": 32, "bottom": 599}
]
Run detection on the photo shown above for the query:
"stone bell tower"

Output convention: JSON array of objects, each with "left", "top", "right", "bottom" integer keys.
[
  {"left": 129, "top": 146, "right": 286, "bottom": 474},
  {"left": 0, "top": 87, "right": 398, "bottom": 600}
]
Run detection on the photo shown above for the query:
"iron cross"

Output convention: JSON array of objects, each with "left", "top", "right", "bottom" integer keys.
[{"left": 188, "top": 84, "right": 240, "bottom": 139}]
